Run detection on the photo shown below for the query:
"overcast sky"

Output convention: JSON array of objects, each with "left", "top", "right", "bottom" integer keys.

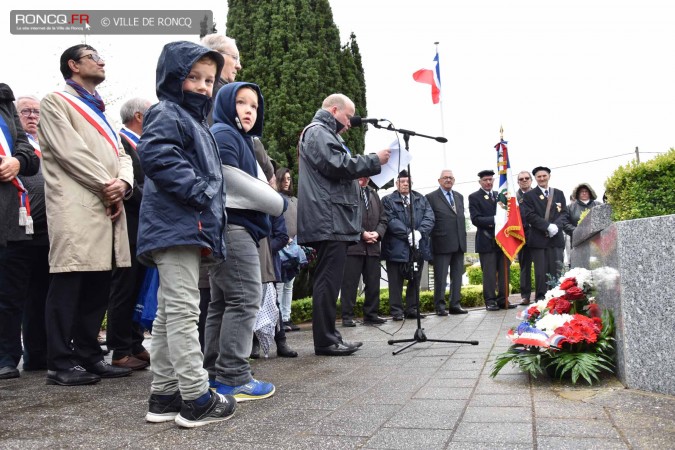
[{"left": 2, "top": 0, "right": 673, "bottom": 201}]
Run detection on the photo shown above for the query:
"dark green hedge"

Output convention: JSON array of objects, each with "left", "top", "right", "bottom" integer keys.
[
  {"left": 290, "top": 285, "right": 486, "bottom": 324},
  {"left": 605, "top": 148, "right": 675, "bottom": 221},
  {"left": 466, "top": 262, "right": 533, "bottom": 294}
]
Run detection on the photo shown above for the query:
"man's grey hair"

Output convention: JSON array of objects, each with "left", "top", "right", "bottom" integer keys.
[
  {"left": 322, "top": 93, "right": 352, "bottom": 110},
  {"left": 120, "top": 98, "right": 151, "bottom": 125},
  {"left": 15, "top": 95, "right": 40, "bottom": 106},
  {"left": 201, "top": 34, "right": 236, "bottom": 51}
]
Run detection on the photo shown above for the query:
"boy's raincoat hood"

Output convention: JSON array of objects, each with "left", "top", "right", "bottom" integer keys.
[
  {"left": 155, "top": 41, "right": 224, "bottom": 119},
  {"left": 213, "top": 81, "right": 264, "bottom": 137}
]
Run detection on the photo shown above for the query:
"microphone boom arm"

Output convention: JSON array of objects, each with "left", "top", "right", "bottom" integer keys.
[{"left": 370, "top": 122, "right": 447, "bottom": 143}]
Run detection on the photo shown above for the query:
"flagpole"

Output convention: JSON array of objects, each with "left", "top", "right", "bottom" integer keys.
[
  {"left": 501, "top": 125, "right": 510, "bottom": 308},
  {"left": 435, "top": 41, "right": 447, "bottom": 168}
]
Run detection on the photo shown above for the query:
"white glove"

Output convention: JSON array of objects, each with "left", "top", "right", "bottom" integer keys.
[
  {"left": 407, "top": 230, "right": 422, "bottom": 248},
  {"left": 547, "top": 223, "right": 559, "bottom": 237}
]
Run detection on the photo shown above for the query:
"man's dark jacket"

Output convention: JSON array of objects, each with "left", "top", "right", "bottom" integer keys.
[
  {"left": 380, "top": 190, "right": 434, "bottom": 262},
  {"left": 346, "top": 186, "right": 387, "bottom": 257},
  {"left": 520, "top": 187, "right": 568, "bottom": 249},
  {"left": 297, "top": 109, "right": 381, "bottom": 245},
  {"left": 425, "top": 188, "right": 466, "bottom": 255},
  {"left": 468, "top": 188, "right": 500, "bottom": 253}
]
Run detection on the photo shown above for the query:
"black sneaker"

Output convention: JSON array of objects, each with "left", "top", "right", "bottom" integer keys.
[
  {"left": 146, "top": 391, "right": 183, "bottom": 423},
  {"left": 283, "top": 320, "right": 300, "bottom": 331},
  {"left": 174, "top": 391, "right": 236, "bottom": 428}
]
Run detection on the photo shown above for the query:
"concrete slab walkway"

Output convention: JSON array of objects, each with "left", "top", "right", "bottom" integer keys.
[{"left": 1, "top": 297, "right": 673, "bottom": 449}]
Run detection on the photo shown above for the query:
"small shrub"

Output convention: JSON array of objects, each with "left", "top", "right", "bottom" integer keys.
[{"left": 605, "top": 148, "right": 675, "bottom": 221}]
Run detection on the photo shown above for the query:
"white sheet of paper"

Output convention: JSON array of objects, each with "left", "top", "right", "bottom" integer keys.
[{"left": 370, "top": 139, "right": 413, "bottom": 188}]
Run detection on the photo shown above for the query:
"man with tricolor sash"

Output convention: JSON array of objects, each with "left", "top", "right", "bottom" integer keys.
[
  {"left": 39, "top": 44, "right": 134, "bottom": 386},
  {"left": 0, "top": 83, "right": 41, "bottom": 380}
]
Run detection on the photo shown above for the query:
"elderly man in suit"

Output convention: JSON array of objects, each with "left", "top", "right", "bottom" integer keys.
[
  {"left": 520, "top": 166, "right": 568, "bottom": 301},
  {"left": 426, "top": 169, "right": 467, "bottom": 315},
  {"left": 469, "top": 170, "right": 516, "bottom": 311}
]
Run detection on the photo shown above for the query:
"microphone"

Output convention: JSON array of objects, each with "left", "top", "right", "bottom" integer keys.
[{"left": 349, "top": 116, "right": 385, "bottom": 127}]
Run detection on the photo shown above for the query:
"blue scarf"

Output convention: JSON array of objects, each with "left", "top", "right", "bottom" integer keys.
[{"left": 66, "top": 79, "right": 105, "bottom": 112}]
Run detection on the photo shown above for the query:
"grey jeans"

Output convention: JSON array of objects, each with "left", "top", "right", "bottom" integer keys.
[
  {"left": 276, "top": 279, "right": 294, "bottom": 322},
  {"left": 204, "top": 225, "right": 261, "bottom": 386},
  {"left": 149, "top": 246, "right": 209, "bottom": 401}
]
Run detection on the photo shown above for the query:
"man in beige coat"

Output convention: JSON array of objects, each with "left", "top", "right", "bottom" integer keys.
[{"left": 39, "top": 44, "right": 134, "bottom": 386}]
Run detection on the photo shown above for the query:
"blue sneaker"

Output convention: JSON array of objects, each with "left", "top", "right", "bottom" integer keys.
[{"left": 214, "top": 378, "right": 275, "bottom": 402}]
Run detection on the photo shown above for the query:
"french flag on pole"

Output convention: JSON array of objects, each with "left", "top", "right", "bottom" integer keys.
[{"left": 412, "top": 51, "right": 441, "bottom": 104}]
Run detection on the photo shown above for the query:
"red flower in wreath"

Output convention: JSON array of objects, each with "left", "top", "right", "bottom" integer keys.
[
  {"left": 554, "top": 314, "right": 601, "bottom": 345},
  {"left": 554, "top": 298, "right": 572, "bottom": 314},
  {"left": 559, "top": 277, "right": 577, "bottom": 290},
  {"left": 547, "top": 297, "right": 572, "bottom": 314},
  {"left": 585, "top": 303, "right": 601, "bottom": 318},
  {"left": 564, "top": 286, "right": 585, "bottom": 300}
]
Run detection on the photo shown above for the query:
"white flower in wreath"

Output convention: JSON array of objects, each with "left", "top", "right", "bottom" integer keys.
[
  {"left": 535, "top": 313, "right": 574, "bottom": 336},
  {"left": 560, "top": 267, "right": 594, "bottom": 287},
  {"left": 545, "top": 288, "right": 566, "bottom": 300}
]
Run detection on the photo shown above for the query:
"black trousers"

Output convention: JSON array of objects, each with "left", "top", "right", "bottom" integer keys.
[
  {"left": 107, "top": 248, "right": 147, "bottom": 359},
  {"left": 517, "top": 245, "right": 533, "bottom": 300},
  {"left": 198, "top": 286, "right": 211, "bottom": 352},
  {"left": 432, "top": 251, "right": 465, "bottom": 311},
  {"left": 310, "top": 241, "right": 348, "bottom": 348},
  {"left": 0, "top": 240, "right": 49, "bottom": 369},
  {"left": 340, "top": 255, "right": 382, "bottom": 321},
  {"left": 46, "top": 271, "right": 111, "bottom": 371},
  {"left": 531, "top": 247, "right": 565, "bottom": 299},
  {"left": 479, "top": 251, "right": 509, "bottom": 305},
  {"left": 386, "top": 259, "right": 423, "bottom": 316}
]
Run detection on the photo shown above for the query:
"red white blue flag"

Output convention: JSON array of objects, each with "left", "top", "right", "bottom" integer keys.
[
  {"left": 494, "top": 138, "right": 526, "bottom": 261},
  {"left": 412, "top": 51, "right": 441, "bottom": 104}
]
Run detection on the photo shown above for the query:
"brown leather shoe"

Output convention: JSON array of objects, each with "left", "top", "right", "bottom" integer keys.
[
  {"left": 112, "top": 355, "right": 149, "bottom": 371},
  {"left": 133, "top": 350, "right": 151, "bottom": 363}
]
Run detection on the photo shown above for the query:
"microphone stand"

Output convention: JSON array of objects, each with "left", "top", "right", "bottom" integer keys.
[{"left": 373, "top": 123, "right": 478, "bottom": 355}]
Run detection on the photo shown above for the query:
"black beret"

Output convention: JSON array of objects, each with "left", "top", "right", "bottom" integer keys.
[
  {"left": 477, "top": 169, "right": 494, "bottom": 178},
  {"left": 532, "top": 166, "right": 551, "bottom": 175},
  {"left": 397, "top": 169, "right": 409, "bottom": 178}
]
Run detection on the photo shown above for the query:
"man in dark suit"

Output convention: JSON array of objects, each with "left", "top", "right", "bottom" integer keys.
[
  {"left": 426, "top": 169, "right": 467, "bottom": 315},
  {"left": 106, "top": 98, "right": 152, "bottom": 371},
  {"left": 516, "top": 170, "right": 534, "bottom": 305},
  {"left": 520, "top": 166, "right": 568, "bottom": 300},
  {"left": 340, "top": 177, "right": 388, "bottom": 327},
  {"left": 469, "top": 170, "right": 516, "bottom": 311}
]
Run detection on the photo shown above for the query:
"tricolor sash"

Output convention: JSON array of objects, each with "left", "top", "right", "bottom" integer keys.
[
  {"left": 0, "top": 115, "right": 33, "bottom": 234},
  {"left": 55, "top": 91, "right": 119, "bottom": 156},
  {"left": 27, "top": 133, "right": 42, "bottom": 158},
  {"left": 119, "top": 127, "right": 139, "bottom": 151}
]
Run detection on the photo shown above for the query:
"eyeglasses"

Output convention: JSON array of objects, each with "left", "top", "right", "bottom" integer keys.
[
  {"left": 19, "top": 108, "right": 40, "bottom": 117},
  {"left": 440, "top": 176, "right": 455, "bottom": 181},
  {"left": 219, "top": 51, "right": 240, "bottom": 63},
  {"left": 518, "top": 177, "right": 531, "bottom": 181},
  {"left": 76, "top": 53, "right": 105, "bottom": 64}
]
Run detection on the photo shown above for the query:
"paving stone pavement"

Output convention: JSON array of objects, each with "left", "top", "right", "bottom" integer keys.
[{"left": 1, "top": 296, "right": 673, "bottom": 449}]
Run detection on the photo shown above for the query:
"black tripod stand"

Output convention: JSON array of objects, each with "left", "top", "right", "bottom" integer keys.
[{"left": 372, "top": 125, "right": 478, "bottom": 355}]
